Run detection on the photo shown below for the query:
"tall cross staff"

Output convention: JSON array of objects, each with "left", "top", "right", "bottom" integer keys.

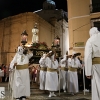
[
  {"left": 82, "top": 60, "right": 85, "bottom": 95},
  {"left": 58, "top": 57, "right": 62, "bottom": 96},
  {"left": 59, "top": 67, "right": 61, "bottom": 96}
]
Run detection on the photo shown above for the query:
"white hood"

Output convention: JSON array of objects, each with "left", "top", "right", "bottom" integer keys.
[
  {"left": 17, "top": 46, "right": 24, "bottom": 55},
  {"left": 88, "top": 27, "right": 100, "bottom": 46},
  {"left": 89, "top": 27, "right": 99, "bottom": 37}
]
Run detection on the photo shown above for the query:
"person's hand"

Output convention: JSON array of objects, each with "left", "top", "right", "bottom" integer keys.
[
  {"left": 86, "top": 76, "right": 91, "bottom": 79},
  {"left": 14, "top": 63, "right": 17, "bottom": 66},
  {"left": 59, "top": 66, "right": 61, "bottom": 68},
  {"left": 13, "top": 63, "right": 17, "bottom": 68},
  {"left": 82, "top": 64, "right": 84, "bottom": 67},
  {"left": 9, "top": 68, "right": 13, "bottom": 72},
  {"left": 28, "top": 48, "right": 31, "bottom": 53},
  {"left": 46, "top": 53, "right": 49, "bottom": 57}
]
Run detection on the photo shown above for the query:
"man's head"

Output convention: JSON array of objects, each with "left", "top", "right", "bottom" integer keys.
[{"left": 89, "top": 27, "right": 99, "bottom": 37}]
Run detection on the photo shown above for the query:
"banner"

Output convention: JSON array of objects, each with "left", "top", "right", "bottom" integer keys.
[{"left": 74, "top": 42, "right": 84, "bottom": 47}]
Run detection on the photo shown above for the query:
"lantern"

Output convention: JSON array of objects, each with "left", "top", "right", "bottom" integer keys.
[
  {"left": 54, "top": 35, "right": 60, "bottom": 47},
  {"left": 21, "top": 30, "right": 28, "bottom": 45}
]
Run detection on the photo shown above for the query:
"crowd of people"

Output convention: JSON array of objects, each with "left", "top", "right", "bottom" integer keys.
[
  {"left": 0, "top": 64, "right": 9, "bottom": 82},
  {"left": 38, "top": 50, "right": 91, "bottom": 97},
  {"left": 0, "top": 49, "right": 90, "bottom": 100},
  {"left": 0, "top": 47, "right": 91, "bottom": 100},
  {"left": 1, "top": 27, "right": 100, "bottom": 100}
]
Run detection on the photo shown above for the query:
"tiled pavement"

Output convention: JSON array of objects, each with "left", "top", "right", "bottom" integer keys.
[{"left": 0, "top": 82, "right": 91, "bottom": 100}]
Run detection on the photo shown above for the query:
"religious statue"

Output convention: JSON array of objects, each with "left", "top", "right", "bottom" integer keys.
[{"left": 32, "top": 24, "right": 39, "bottom": 43}]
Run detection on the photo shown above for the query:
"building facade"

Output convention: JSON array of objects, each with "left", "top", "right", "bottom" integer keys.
[
  {"left": 67, "top": 0, "right": 100, "bottom": 56},
  {"left": 0, "top": 0, "right": 69, "bottom": 64},
  {"left": 36, "top": 0, "right": 69, "bottom": 56},
  {"left": 0, "top": 12, "right": 56, "bottom": 64},
  {"left": 0, "top": 13, "right": 68, "bottom": 65}
]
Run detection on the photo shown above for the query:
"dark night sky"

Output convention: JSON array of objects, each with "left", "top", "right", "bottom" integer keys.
[{"left": 0, "top": 0, "right": 67, "bottom": 20}]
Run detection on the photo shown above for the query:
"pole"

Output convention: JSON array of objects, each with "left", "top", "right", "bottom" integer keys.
[
  {"left": 83, "top": 66, "right": 85, "bottom": 95},
  {"left": 59, "top": 67, "right": 61, "bottom": 96}
]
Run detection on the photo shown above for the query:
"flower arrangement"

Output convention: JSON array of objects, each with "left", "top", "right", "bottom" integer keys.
[{"left": 32, "top": 42, "right": 48, "bottom": 50}]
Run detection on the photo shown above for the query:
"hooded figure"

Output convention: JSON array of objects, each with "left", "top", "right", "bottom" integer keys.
[
  {"left": 45, "top": 51, "right": 59, "bottom": 97},
  {"left": 84, "top": 27, "right": 100, "bottom": 100},
  {"left": 89, "top": 27, "right": 99, "bottom": 37},
  {"left": 67, "top": 51, "right": 82, "bottom": 95},
  {"left": 9, "top": 46, "right": 33, "bottom": 100},
  {"left": 39, "top": 53, "right": 47, "bottom": 90},
  {"left": 60, "top": 51, "right": 68, "bottom": 92}
]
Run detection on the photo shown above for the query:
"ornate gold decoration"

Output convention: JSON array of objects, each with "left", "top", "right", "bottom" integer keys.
[{"left": 32, "top": 42, "right": 48, "bottom": 50}]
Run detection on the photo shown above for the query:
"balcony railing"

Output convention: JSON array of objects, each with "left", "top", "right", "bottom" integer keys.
[{"left": 89, "top": 3, "right": 100, "bottom": 13}]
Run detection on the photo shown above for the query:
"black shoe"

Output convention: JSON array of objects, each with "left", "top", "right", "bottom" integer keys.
[
  {"left": 19, "top": 97, "right": 23, "bottom": 100},
  {"left": 20, "top": 96, "right": 26, "bottom": 100},
  {"left": 16, "top": 98, "right": 20, "bottom": 100},
  {"left": 21, "top": 96, "right": 26, "bottom": 98}
]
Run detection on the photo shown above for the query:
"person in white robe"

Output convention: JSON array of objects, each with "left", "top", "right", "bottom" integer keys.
[
  {"left": 67, "top": 52, "right": 82, "bottom": 95},
  {"left": 9, "top": 46, "right": 33, "bottom": 100},
  {"left": 45, "top": 51, "right": 59, "bottom": 97},
  {"left": 39, "top": 53, "right": 47, "bottom": 90},
  {"left": 60, "top": 51, "right": 68, "bottom": 92},
  {"left": 84, "top": 27, "right": 100, "bottom": 100}
]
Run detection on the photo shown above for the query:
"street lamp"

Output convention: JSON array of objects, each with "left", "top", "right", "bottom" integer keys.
[
  {"left": 54, "top": 35, "right": 60, "bottom": 47},
  {"left": 21, "top": 30, "right": 28, "bottom": 46}
]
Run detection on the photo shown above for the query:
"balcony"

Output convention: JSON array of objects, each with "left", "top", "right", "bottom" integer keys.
[{"left": 90, "top": 3, "right": 100, "bottom": 13}]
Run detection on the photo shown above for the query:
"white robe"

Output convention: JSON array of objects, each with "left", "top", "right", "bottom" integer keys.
[
  {"left": 9, "top": 53, "right": 33, "bottom": 98},
  {"left": 68, "top": 57, "right": 81, "bottom": 93},
  {"left": 45, "top": 56, "right": 59, "bottom": 91},
  {"left": 85, "top": 33, "right": 100, "bottom": 100},
  {"left": 39, "top": 57, "right": 47, "bottom": 90},
  {"left": 60, "top": 55, "right": 68, "bottom": 91}
]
